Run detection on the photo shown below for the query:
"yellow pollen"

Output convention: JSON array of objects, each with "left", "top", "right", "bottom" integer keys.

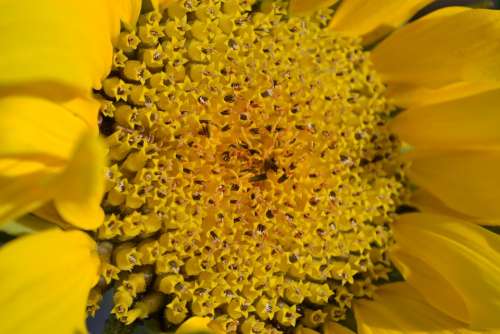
[{"left": 94, "top": 0, "right": 405, "bottom": 332}]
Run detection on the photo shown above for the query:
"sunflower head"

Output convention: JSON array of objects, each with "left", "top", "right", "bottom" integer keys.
[
  {"left": 1, "top": 1, "right": 500, "bottom": 334},
  {"left": 93, "top": 0, "right": 405, "bottom": 332}
]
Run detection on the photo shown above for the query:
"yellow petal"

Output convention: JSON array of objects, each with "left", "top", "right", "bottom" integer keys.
[
  {"left": 386, "top": 81, "right": 499, "bottom": 109},
  {"left": 0, "top": 163, "right": 57, "bottom": 225},
  {"left": 393, "top": 213, "right": 500, "bottom": 329},
  {"left": 63, "top": 96, "right": 101, "bottom": 133},
  {"left": 410, "top": 188, "right": 500, "bottom": 226},
  {"left": 354, "top": 282, "right": 472, "bottom": 334},
  {"left": 289, "top": 0, "right": 340, "bottom": 16},
  {"left": 372, "top": 8, "right": 500, "bottom": 103},
  {"left": 329, "top": 0, "right": 433, "bottom": 44},
  {"left": 0, "top": 96, "right": 87, "bottom": 163},
  {"left": 391, "top": 89, "right": 500, "bottom": 151},
  {"left": 54, "top": 132, "right": 106, "bottom": 230},
  {"left": 324, "top": 321, "right": 356, "bottom": 334},
  {"left": 0, "top": 0, "right": 117, "bottom": 92},
  {"left": 0, "top": 96, "right": 93, "bottom": 225},
  {"left": 0, "top": 159, "right": 53, "bottom": 178},
  {"left": 0, "top": 229, "right": 99, "bottom": 334},
  {"left": 176, "top": 317, "right": 214, "bottom": 334},
  {"left": 0, "top": 96, "right": 105, "bottom": 229},
  {"left": 0, "top": 83, "right": 101, "bottom": 133},
  {"left": 34, "top": 203, "right": 72, "bottom": 229},
  {"left": 119, "top": 0, "right": 142, "bottom": 29},
  {"left": 390, "top": 249, "right": 469, "bottom": 324},
  {"left": 408, "top": 150, "right": 500, "bottom": 220}
]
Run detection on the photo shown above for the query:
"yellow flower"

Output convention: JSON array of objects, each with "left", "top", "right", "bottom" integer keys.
[{"left": 0, "top": 0, "right": 499, "bottom": 333}]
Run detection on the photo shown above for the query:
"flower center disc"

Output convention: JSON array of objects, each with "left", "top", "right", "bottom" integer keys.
[{"left": 96, "top": 0, "right": 404, "bottom": 332}]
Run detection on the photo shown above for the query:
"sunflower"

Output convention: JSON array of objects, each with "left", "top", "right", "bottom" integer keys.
[{"left": 0, "top": 0, "right": 499, "bottom": 333}]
